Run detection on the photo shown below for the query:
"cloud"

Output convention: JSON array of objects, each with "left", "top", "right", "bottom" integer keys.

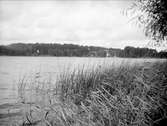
[{"left": 0, "top": 0, "right": 148, "bottom": 48}]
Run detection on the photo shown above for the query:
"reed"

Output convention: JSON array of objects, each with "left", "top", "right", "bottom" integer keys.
[{"left": 17, "top": 61, "right": 167, "bottom": 126}]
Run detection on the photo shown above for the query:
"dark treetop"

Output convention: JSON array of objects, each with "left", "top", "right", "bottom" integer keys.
[{"left": 0, "top": 43, "right": 166, "bottom": 58}]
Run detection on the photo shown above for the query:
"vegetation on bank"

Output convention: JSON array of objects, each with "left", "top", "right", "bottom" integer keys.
[
  {"left": 16, "top": 60, "right": 167, "bottom": 126},
  {"left": 0, "top": 43, "right": 167, "bottom": 58}
]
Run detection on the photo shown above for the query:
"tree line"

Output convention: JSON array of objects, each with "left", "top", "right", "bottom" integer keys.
[{"left": 0, "top": 43, "right": 166, "bottom": 58}]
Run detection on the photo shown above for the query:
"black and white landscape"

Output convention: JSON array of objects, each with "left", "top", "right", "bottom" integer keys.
[{"left": 0, "top": 0, "right": 167, "bottom": 126}]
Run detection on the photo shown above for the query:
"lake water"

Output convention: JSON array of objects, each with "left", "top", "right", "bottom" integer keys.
[
  {"left": 0, "top": 56, "right": 166, "bottom": 125},
  {"left": 0, "top": 56, "right": 165, "bottom": 105}
]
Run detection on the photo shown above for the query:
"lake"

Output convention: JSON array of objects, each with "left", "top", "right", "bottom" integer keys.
[
  {"left": 0, "top": 56, "right": 165, "bottom": 105},
  {"left": 0, "top": 56, "right": 166, "bottom": 125}
]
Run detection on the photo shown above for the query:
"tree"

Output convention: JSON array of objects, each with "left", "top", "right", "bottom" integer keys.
[{"left": 130, "top": 0, "right": 167, "bottom": 43}]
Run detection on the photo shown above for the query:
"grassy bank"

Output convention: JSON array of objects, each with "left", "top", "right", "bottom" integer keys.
[{"left": 17, "top": 61, "right": 167, "bottom": 126}]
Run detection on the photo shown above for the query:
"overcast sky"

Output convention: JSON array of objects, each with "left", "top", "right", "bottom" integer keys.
[{"left": 0, "top": 0, "right": 166, "bottom": 50}]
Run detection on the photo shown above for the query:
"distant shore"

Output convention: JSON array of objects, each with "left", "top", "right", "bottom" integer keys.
[{"left": 0, "top": 43, "right": 167, "bottom": 58}]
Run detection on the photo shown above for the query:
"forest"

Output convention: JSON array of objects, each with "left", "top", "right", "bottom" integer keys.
[{"left": 0, "top": 43, "right": 166, "bottom": 58}]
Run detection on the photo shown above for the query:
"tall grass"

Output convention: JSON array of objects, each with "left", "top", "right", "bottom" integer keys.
[{"left": 17, "top": 61, "right": 167, "bottom": 126}]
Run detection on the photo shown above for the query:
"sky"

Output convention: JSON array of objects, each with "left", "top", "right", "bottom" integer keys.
[{"left": 0, "top": 0, "right": 166, "bottom": 50}]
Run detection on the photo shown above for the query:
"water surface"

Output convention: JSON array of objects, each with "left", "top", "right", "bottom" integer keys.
[{"left": 0, "top": 56, "right": 165, "bottom": 105}]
